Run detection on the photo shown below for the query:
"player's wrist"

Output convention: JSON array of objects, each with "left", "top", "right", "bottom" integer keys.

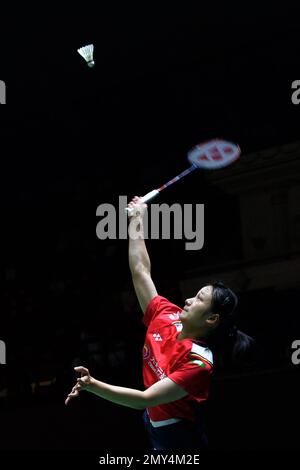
[
  {"left": 128, "top": 210, "right": 145, "bottom": 221},
  {"left": 85, "top": 376, "right": 97, "bottom": 392}
]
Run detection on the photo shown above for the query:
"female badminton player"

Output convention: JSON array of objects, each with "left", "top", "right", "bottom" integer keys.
[{"left": 65, "top": 197, "right": 253, "bottom": 450}]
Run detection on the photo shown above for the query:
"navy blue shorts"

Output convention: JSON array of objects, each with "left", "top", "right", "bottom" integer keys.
[{"left": 143, "top": 411, "right": 208, "bottom": 451}]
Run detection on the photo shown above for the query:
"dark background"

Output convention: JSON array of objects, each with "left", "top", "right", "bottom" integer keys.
[{"left": 0, "top": 3, "right": 300, "bottom": 453}]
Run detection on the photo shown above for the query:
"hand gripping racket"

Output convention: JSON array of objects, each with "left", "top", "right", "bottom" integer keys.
[{"left": 126, "top": 138, "right": 241, "bottom": 215}]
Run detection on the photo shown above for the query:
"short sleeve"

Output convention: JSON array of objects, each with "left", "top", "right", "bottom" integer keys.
[
  {"left": 168, "top": 358, "right": 212, "bottom": 402},
  {"left": 143, "top": 295, "right": 180, "bottom": 327}
]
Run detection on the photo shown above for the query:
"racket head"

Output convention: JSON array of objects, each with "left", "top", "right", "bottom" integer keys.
[{"left": 187, "top": 138, "right": 241, "bottom": 170}]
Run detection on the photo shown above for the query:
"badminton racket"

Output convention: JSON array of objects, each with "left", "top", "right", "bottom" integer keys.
[{"left": 126, "top": 138, "right": 241, "bottom": 215}]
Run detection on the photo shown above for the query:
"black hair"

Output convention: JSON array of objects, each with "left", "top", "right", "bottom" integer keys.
[{"left": 206, "top": 281, "right": 255, "bottom": 371}]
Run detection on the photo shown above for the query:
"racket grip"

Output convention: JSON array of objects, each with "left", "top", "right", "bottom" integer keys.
[
  {"left": 140, "top": 189, "right": 160, "bottom": 203},
  {"left": 125, "top": 189, "right": 160, "bottom": 215}
]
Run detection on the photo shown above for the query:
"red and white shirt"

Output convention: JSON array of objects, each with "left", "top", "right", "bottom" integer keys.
[{"left": 143, "top": 295, "right": 213, "bottom": 424}]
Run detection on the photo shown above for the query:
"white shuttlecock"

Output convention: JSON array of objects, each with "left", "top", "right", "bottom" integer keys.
[{"left": 77, "top": 44, "right": 95, "bottom": 68}]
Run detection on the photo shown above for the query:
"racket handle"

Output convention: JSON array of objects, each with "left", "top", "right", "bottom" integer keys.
[
  {"left": 125, "top": 189, "right": 160, "bottom": 215},
  {"left": 140, "top": 189, "right": 160, "bottom": 203}
]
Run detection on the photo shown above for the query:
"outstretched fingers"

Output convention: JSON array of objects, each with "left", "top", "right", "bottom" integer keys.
[
  {"left": 65, "top": 366, "right": 91, "bottom": 405},
  {"left": 65, "top": 383, "right": 82, "bottom": 405},
  {"left": 74, "top": 366, "right": 89, "bottom": 376}
]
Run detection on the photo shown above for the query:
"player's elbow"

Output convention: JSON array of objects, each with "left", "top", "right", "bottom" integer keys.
[
  {"left": 131, "top": 392, "right": 152, "bottom": 410},
  {"left": 142, "top": 390, "right": 165, "bottom": 408}
]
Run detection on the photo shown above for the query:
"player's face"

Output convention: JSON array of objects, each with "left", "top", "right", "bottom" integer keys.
[{"left": 180, "top": 285, "right": 214, "bottom": 329}]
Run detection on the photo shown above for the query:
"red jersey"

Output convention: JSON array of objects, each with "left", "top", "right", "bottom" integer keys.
[{"left": 143, "top": 295, "right": 213, "bottom": 424}]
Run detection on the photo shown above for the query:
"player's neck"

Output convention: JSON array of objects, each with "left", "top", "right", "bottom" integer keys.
[{"left": 177, "top": 327, "right": 207, "bottom": 342}]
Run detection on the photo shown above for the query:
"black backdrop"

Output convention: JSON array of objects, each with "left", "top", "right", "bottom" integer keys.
[{"left": 0, "top": 3, "right": 300, "bottom": 454}]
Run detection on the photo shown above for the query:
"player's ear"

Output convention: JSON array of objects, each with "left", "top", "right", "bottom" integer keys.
[{"left": 206, "top": 313, "right": 220, "bottom": 327}]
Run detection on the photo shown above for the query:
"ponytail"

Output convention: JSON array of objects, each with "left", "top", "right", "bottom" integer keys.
[{"left": 207, "top": 281, "right": 255, "bottom": 370}]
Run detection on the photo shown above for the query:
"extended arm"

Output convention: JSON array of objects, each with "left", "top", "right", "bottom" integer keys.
[{"left": 65, "top": 367, "right": 187, "bottom": 409}]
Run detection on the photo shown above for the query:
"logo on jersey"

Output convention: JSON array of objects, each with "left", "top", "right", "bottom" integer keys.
[
  {"left": 189, "top": 352, "right": 206, "bottom": 368},
  {"left": 148, "top": 356, "right": 166, "bottom": 380},
  {"left": 143, "top": 344, "right": 151, "bottom": 360},
  {"left": 153, "top": 333, "right": 162, "bottom": 341},
  {"left": 172, "top": 320, "right": 182, "bottom": 332}
]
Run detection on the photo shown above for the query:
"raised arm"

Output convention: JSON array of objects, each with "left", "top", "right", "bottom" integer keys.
[{"left": 127, "top": 196, "right": 157, "bottom": 314}]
